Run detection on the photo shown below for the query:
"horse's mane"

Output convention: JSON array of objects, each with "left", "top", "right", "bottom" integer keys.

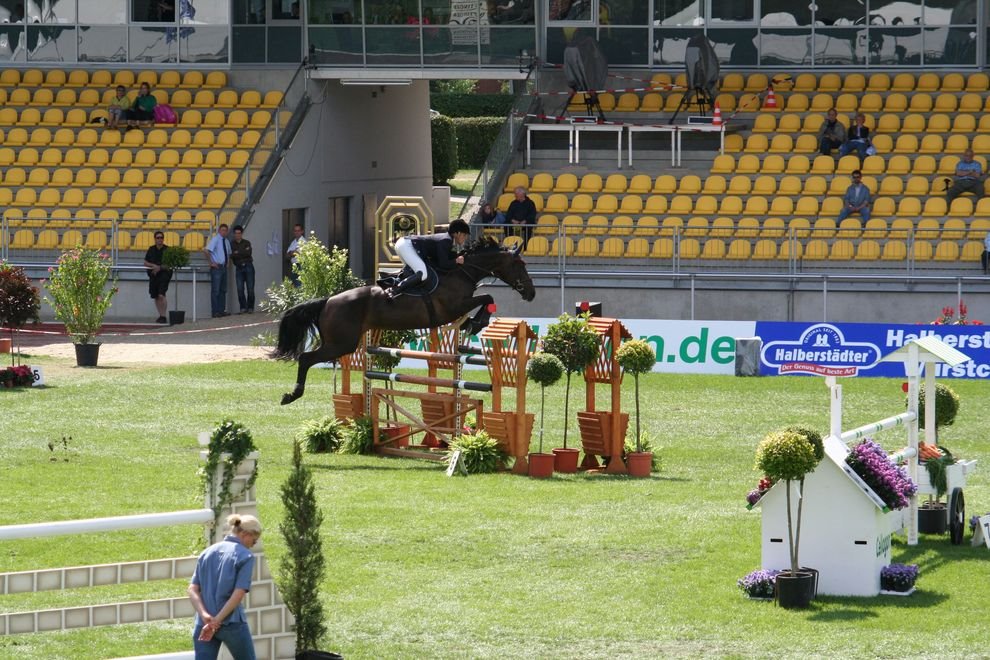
[{"left": 463, "top": 236, "right": 508, "bottom": 256}]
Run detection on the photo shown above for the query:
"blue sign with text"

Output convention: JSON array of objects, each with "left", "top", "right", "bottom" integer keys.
[{"left": 756, "top": 322, "right": 990, "bottom": 379}]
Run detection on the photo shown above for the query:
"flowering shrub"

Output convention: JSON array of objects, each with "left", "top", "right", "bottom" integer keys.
[
  {"left": 846, "top": 439, "right": 918, "bottom": 510},
  {"left": 0, "top": 365, "right": 34, "bottom": 387},
  {"left": 43, "top": 247, "right": 118, "bottom": 344},
  {"left": 746, "top": 476, "right": 774, "bottom": 506},
  {"left": 737, "top": 569, "right": 779, "bottom": 598},
  {"left": 880, "top": 563, "right": 918, "bottom": 592},
  {"left": 932, "top": 300, "right": 983, "bottom": 325}
]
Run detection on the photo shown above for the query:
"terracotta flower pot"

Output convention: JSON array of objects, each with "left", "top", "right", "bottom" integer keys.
[
  {"left": 626, "top": 451, "right": 653, "bottom": 478},
  {"left": 528, "top": 452, "right": 554, "bottom": 478},
  {"left": 381, "top": 423, "right": 410, "bottom": 448},
  {"left": 0, "top": 337, "right": 11, "bottom": 353},
  {"left": 552, "top": 447, "right": 580, "bottom": 473}
]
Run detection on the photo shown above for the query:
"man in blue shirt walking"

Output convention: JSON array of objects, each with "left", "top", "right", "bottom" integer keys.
[{"left": 204, "top": 224, "right": 232, "bottom": 318}]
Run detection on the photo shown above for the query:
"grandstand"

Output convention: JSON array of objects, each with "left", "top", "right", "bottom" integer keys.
[{"left": 1, "top": 2, "right": 988, "bottom": 324}]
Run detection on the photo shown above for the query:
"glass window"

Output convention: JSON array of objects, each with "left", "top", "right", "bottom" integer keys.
[
  {"left": 603, "top": 0, "right": 647, "bottom": 26},
  {"left": 549, "top": 0, "right": 593, "bottom": 22},
  {"left": 366, "top": 1, "right": 417, "bottom": 24},
  {"left": 78, "top": 25, "right": 127, "bottom": 61},
  {"left": 868, "top": 0, "right": 920, "bottom": 28},
  {"left": 926, "top": 26, "right": 977, "bottom": 65},
  {"left": 814, "top": 2, "right": 865, "bottom": 27},
  {"left": 233, "top": 24, "right": 266, "bottom": 60},
  {"left": 0, "top": 25, "right": 27, "bottom": 61},
  {"left": 178, "top": 25, "right": 228, "bottom": 62},
  {"left": 545, "top": 26, "right": 594, "bottom": 64},
  {"left": 867, "top": 27, "right": 920, "bottom": 65},
  {"left": 183, "top": 0, "right": 228, "bottom": 24},
  {"left": 488, "top": 0, "right": 534, "bottom": 24},
  {"left": 308, "top": 26, "right": 363, "bottom": 63},
  {"left": 81, "top": 0, "right": 127, "bottom": 24},
  {"left": 424, "top": 26, "right": 480, "bottom": 65},
  {"left": 481, "top": 25, "right": 535, "bottom": 65},
  {"left": 364, "top": 25, "right": 420, "bottom": 63},
  {"left": 27, "top": 25, "right": 75, "bottom": 60},
  {"left": 760, "top": 0, "right": 810, "bottom": 27},
  {"left": 652, "top": 28, "right": 703, "bottom": 65},
  {"left": 710, "top": 0, "right": 753, "bottom": 24},
  {"left": 42, "top": 0, "right": 76, "bottom": 23},
  {"left": 233, "top": 0, "right": 266, "bottom": 23},
  {"left": 308, "top": 0, "right": 362, "bottom": 24},
  {"left": 814, "top": 27, "right": 866, "bottom": 65},
  {"left": 708, "top": 27, "right": 757, "bottom": 65},
  {"left": 598, "top": 27, "right": 647, "bottom": 65},
  {"left": 760, "top": 28, "right": 810, "bottom": 66},
  {"left": 925, "top": 0, "right": 975, "bottom": 26},
  {"left": 129, "top": 25, "right": 177, "bottom": 61},
  {"left": 654, "top": 0, "right": 699, "bottom": 26},
  {"left": 132, "top": 0, "right": 178, "bottom": 22},
  {"left": 271, "top": 0, "right": 302, "bottom": 20},
  {"left": 268, "top": 24, "right": 303, "bottom": 61}
]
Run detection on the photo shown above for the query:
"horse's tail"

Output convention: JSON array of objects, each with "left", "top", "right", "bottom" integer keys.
[{"left": 270, "top": 297, "right": 328, "bottom": 360}]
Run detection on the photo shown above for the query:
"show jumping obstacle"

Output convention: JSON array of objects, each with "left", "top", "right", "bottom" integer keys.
[
  {"left": 577, "top": 317, "right": 633, "bottom": 474},
  {"left": 0, "top": 448, "right": 295, "bottom": 659},
  {"left": 332, "top": 318, "right": 536, "bottom": 473}
]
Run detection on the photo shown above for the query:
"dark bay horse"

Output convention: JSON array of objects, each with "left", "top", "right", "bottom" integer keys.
[{"left": 272, "top": 239, "right": 536, "bottom": 404}]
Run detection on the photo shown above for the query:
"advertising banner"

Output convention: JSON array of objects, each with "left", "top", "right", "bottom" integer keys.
[{"left": 756, "top": 322, "right": 990, "bottom": 379}]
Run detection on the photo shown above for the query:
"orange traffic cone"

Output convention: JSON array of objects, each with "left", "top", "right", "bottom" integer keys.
[
  {"left": 764, "top": 87, "right": 778, "bottom": 109},
  {"left": 712, "top": 101, "right": 722, "bottom": 126}
]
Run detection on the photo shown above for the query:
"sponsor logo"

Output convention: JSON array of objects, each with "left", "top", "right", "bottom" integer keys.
[{"left": 762, "top": 324, "right": 882, "bottom": 376}]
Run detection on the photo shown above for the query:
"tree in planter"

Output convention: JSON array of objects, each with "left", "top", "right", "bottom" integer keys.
[
  {"left": 0, "top": 262, "right": 40, "bottom": 366},
  {"left": 161, "top": 245, "right": 190, "bottom": 320},
  {"left": 755, "top": 430, "right": 822, "bottom": 574},
  {"left": 541, "top": 314, "right": 600, "bottom": 450},
  {"left": 526, "top": 352, "right": 564, "bottom": 454},
  {"left": 615, "top": 339, "right": 656, "bottom": 453},
  {"left": 916, "top": 382, "right": 960, "bottom": 437},
  {"left": 278, "top": 440, "right": 328, "bottom": 654}
]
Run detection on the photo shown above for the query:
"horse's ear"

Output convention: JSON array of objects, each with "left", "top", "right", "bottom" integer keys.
[{"left": 509, "top": 243, "right": 522, "bottom": 256}]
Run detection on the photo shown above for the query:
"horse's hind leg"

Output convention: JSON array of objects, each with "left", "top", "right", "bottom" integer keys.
[{"left": 280, "top": 340, "right": 352, "bottom": 405}]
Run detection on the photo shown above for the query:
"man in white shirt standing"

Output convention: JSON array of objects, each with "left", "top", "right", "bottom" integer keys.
[
  {"left": 204, "top": 224, "right": 231, "bottom": 318},
  {"left": 285, "top": 223, "right": 305, "bottom": 287}
]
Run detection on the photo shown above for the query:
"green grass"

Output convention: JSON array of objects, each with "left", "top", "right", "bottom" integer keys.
[
  {"left": 448, "top": 169, "right": 480, "bottom": 199},
  {"left": 2, "top": 355, "right": 989, "bottom": 658}
]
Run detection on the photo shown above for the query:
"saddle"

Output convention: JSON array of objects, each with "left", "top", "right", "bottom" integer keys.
[{"left": 377, "top": 266, "right": 440, "bottom": 298}]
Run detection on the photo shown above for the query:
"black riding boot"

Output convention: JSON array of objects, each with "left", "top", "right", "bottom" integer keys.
[{"left": 386, "top": 272, "right": 422, "bottom": 299}]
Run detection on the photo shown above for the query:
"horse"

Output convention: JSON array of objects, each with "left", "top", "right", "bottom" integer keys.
[{"left": 272, "top": 238, "right": 536, "bottom": 405}]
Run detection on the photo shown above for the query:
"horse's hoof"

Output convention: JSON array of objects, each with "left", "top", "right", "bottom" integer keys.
[{"left": 280, "top": 392, "right": 298, "bottom": 405}]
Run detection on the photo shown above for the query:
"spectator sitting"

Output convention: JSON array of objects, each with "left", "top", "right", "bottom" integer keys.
[
  {"left": 126, "top": 82, "right": 156, "bottom": 128},
  {"left": 837, "top": 170, "right": 871, "bottom": 222},
  {"left": 818, "top": 107, "right": 846, "bottom": 157},
  {"left": 946, "top": 149, "right": 985, "bottom": 205},
  {"left": 840, "top": 112, "right": 871, "bottom": 161},
  {"left": 106, "top": 85, "right": 131, "bottom": 130},
  {"left": 504, "top": 186, "right": 537, "bottom": 240},
  {"left": 477, "top": 200, "right": 505, "bottom": 225}
]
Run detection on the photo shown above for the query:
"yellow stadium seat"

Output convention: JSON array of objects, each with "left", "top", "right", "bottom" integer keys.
[
  {"left": 618, "top": 195, "right": 643, "bottom": 215},
  {"left": 678, "top": 238, "right": 701, "bottom": 259},
  {"left": 809, "top": 93, "right": 833, "bottom": 112},
  {"left": 889, "top": 73, "right": 915, "bottom": 92},
  {"left": 894, "top": 135, "right": 919, "bottom": 153},
  {"left": 810, "top": 155, "right": 835, "bottom": 175},
  {"left": 913, "top": 241, "right": 933, "bottom": 261},
  {"left": 215, "top": 90, "right": 239, "bottom": 108},
  {"left": 792, "top": 73, "right": 816, "bottom": 92},
  {"left": 941, "top": 218, "right": 966, "bottom": 240},
  {"left": 638, "top": 92, "right": 662, "bottom": 112},
  {"left": 723, "top": 238, "right": 750, "bottom": 260},
  {"left": 830, "top": 239, "right": 854, "bottom": 260},
  {"left": 908, "top": 94, "right": 933, "bottom": 113},
  {"left": 597, "top": 237, "right": 622, "bottom": 257},
  {"left": 803, "top": 239, "right": 828, "bottom": 260},
  {"left": 727, "top": 175, "right": 751, "bottom": 195},
  {"left": 837, "top": 218, "right": 862, "bottom": 239},
  {"left": 668, "top": 195, "right": 693, "bottom": 215},
  {"left": 569, "top": 194, "right": 593, "bottom": 214},
  {"left": 743, "top": 197, "right": 769, "bottom": 216},
  {"left": 34, "top": 229, "right": 58, "bottom": 249},
  {"left": 811, "top": 218, "right": 837, "bottom": 238},
  {"left": 204, "top": 71, "right": 227, "bottom": 89},
  {"left": 12, "top": 188, "right": 38, "bottom": 207},
  {"left": 953, "top": 115, "right": 977, "bottom": 133},
  {"left": 751, "top": 176, "right": 776, "bottom": 196},
  {"left": 627, "top": 174, "right": 651, "bottom": 195},
  {"left": 609, "top": 216, "right": 633, "bottom": 236},
  {"left": 842, "top": 73, "right": 866, "bottom": 92},
  {"left": 723, "top": 134, "right": 743, "bottom": 153},
  {"left": 178, "top": 110, "right": 202, "bottom": 128},
  {"left": 554, "top": 173, "right": 578, "bottom": 193},
  {"left": 526, "top": 172, "right": 552, "bottom": 194},
  {"left": 768, "top": 197, "right": 793, "bottom": 216},
  {"left": 711, "top": 155, "right": 735, "bottom": 174},
  {"left": 768, "top": 135, "right": 793, "bottom": 153},
  {"left": 549, "top": 236, "right": 574, "bottom": 257},
  {"left": 201, "top": 109, "right": 225, "bottom": 129},
  {"left": 16, "top": 109, "right": 40, "bottom": 127},
  {"left": 533, "top": 215, "right": 558, "bottom": 236},
  {"left": 883, "top": 93, "right": 908, "bottom": 112},
  {"left": 871, "top": 198, "right": 895, "bottom": 218},
  {"left": 784, "top": 93, "right": 809, "bottom": 112},
  {"left": 178, "top": 71, "right": 205, "bottom": 89},
  {"left": 736, "top": 155, "right": 760, "bottom": 174},
  {"left": 677, "top": 175, "right": 701, "bottom": 194},
  {"left": 541, "top": 194, "right": 566, "bottom": 214},
  {"left": 961, "top": 241, "right": 983, "bottom": 261},
  {"left": 919, "top": 135, "right": 944, "bottom": 154},
  {"left": 701, "top": 239, "right": 725, "bottom": 259},
  {"left": 693, "top": 196, "right": 717, "bottom": 215},
  {"left": 835, "top": 93, "right": 857, "bottom": 112},
  {"left": 752, "top": 115, "right": 776, "bottom": 133},
  {"left": 577, "top": 173, "right": 603, "bottom": 193},
  {"left": 718, "top": 196, "right": 743, "bottom": 215},
  {"left": 9, "top": 228, "right": 32, "bottom": 249},
  {"left": 60, "top": 189, "right": 84, "bottom": 208},
  {"left": 261, "top": 90, "right": 284, "bottom": 109},
  {"left": 949, "top": 198, "right": 974, "bottom": 217},
  {"left": 660, "top": 216, "right": 683, "bottom": 237},
  {"left": 583, "top": 215, "right": 607, "bottom": 236},
  {"left": 683, "top": 217, "right": 708, "bottom": 237},
  {"left": 602, "top": 174, "right": 627, "bottom": 194},
  {"left": 643, "top": 195, "right": 667, "bottom": 215},
  {"left": 734, "top": 217, "right": 759, "bottom": 238},
  {"left": 921, "top": 199, "right": 947, "bottom": 217},
  {"left": 836, "top": 155, "right": 860, "bottom": 174},
  {"left": 37, "top": 188, "right": 61, "bottom": 207},
  {"left": 572, "top": 236, "right": 598, "bottom": 257}
]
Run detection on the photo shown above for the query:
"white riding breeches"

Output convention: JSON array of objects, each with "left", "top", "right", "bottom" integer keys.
[{"left": 395, "top": 236, "right": 428, "bottom": 280}]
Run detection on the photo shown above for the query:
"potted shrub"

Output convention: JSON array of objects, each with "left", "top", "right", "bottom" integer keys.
[
  {"left": 754, "top": 429, "right": 822, "bottom": 608},
  {"left": 161, "top": 245, "right": 190, "bottom": 325},
  {"left": 43, "top": 247, "right": 118, "bottom": 367},
  {"left": 616, "top": 339, "right": 656, "bottom": 477},
  {"left": 542, "top": 314, "right": 599, "bottom": 473},
  {"left": 444, "top": 430, "right": 509, "bottom": 474},
  {"left": 0, "top": 262, "right": 40, "bottom": 365},
  {"left": 915, "top": 381, "right": 960, "bottom": 440},
  {"left": 296, "top": 415, "right": 345, "bottom": 453},
  {"left": 526, "top": 352, "right": 564, "bottom": 478}
]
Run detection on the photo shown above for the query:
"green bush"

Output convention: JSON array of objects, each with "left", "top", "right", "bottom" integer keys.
[
  {"left": 430, "top": 93, "right": 514, "bottom": 118},
  {"left": 453, "top": 117, "right": 503, "bottom": 168},
  {"left": 446, "top": 431, "right": 508, "bottom": 474},
  {"left": 339, "top": 416, "right": 375, "bottom": 455},
  {"left": 431, "top": 113, "right": 458, "bottom": 185},
  {"left": 782, "top": 425, "right": 825, "bottom": 462},
  {"left": 917, "top": 382, "right": 960, "bottom": 431},
  {"left": 296, "top": 416, "right": 345, "bottom": 454}
]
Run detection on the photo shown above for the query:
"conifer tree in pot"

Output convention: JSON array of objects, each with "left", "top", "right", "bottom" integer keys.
[
  {"left": 541, "top": 314, "right": 600, "bottom": 473},
  {"left": 616, "top": 339, "right": 656, "bottom": 477},
  {"left": 161, "top": 245, "right": 190, "bottom": 325},
  {"left": 754, "top": 429, "right": 822, "bottom": 608},
  {"left": 526, "top": 352, "right": 564, "bottom": 478}
]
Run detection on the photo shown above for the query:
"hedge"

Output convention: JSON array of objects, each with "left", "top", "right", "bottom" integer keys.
[
  {"left": 430, "top": 93, "right": 514, "bottom": 118},
  {"left": 453, "top": 117, "right": 503, "bottom": 168},
  {"left": 431, "top": 113, "right": 458, "bottom": 185}
]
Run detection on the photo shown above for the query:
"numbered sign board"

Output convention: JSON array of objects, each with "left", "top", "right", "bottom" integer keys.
[
  {"left": 31, "top": 366, "right": 44, "bottom": 387},
  {"left": 973, "top": 515, "right": 990, "bottom": 549}
]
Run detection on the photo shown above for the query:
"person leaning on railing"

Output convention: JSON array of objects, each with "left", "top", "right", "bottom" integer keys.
[{"left": 503, "top": 186, "right": 536, "bottom": 241}]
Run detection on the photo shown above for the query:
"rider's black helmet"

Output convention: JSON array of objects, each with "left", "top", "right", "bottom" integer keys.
[{"left": 447, "top": 219, "right": 470, "bottom": 236}]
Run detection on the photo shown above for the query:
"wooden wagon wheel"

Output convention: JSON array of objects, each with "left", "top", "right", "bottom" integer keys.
[{"left": 949, "top": 487, "right": 966, "bottom": 545}]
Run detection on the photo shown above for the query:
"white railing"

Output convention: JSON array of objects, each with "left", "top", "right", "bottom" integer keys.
[{"left": 0, "top": 509, "right": 213, "bottom": 542}]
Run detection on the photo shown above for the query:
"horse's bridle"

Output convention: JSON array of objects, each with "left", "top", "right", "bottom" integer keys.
[{"left": 459, "top": 253, "right": 529, "bottom": 296}]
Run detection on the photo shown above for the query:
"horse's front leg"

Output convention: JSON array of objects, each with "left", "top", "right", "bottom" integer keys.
[
  {"left": 281, "top": 339, "right": 357, "bottom": 405},
  {"left": 456, "top": 294, "right": 496, "bottom": 335}
]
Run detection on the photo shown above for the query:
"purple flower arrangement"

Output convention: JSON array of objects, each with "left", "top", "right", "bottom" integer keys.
[
  {"left": 846, "top": 438, "right": 918, "bottom": 510},
  {"left": 880, "top": 563, "right": 919, "bottom": 592},
  {"left": 970, "top": 513, "right": 990, "bottom": 532},
  {"left": 738, "top": 569, "right": 780, "bottom": 599},
  {"left": 745, "top": 476, "right": 774, "bottom": 506}
]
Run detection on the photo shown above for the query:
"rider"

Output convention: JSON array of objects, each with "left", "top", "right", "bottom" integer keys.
[{"left": 387, "top": 219, "right": 471, "bottom": 299}]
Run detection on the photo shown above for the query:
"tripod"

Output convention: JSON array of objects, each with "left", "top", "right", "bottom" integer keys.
[
  {"left": 565, "top": 87, "right": 606, "bottom": 122},
  {"left": 669, "top": 85, "right": 714, "bottom": 124}
]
